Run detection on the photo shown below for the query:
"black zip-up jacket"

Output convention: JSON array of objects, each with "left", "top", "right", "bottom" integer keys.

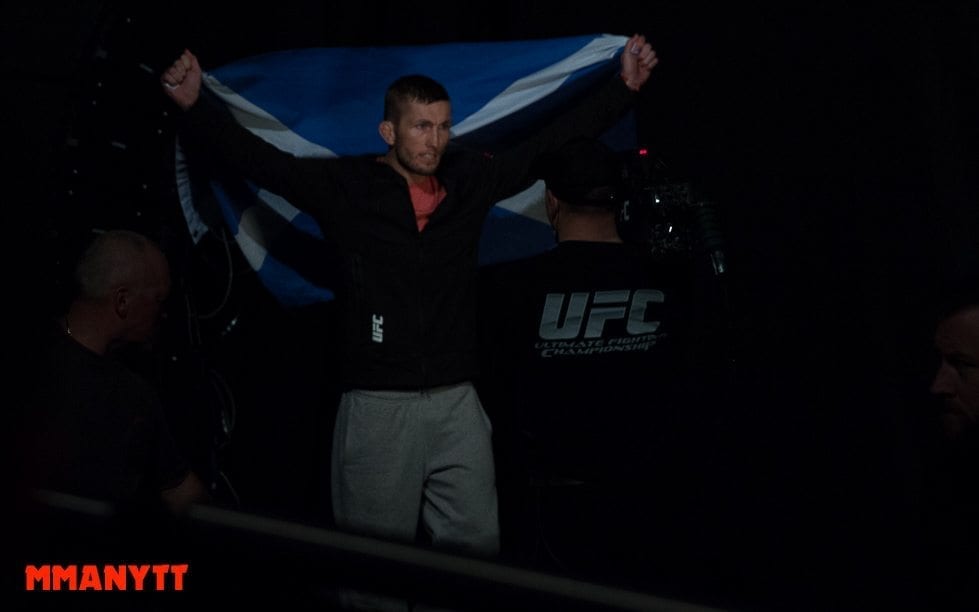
[{"left": 181, "top": 76, "right": 637, "bottom": 390}]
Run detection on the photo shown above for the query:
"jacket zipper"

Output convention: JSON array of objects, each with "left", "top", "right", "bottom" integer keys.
[{"left": 417, "top": 231, "right": 428, "bottom": 389}]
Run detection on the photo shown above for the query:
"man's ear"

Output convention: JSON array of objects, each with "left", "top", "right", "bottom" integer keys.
[
  {"left": 378, "top": 120, "right": 395, "bottom": 146},
  {"left": 113, "top": 286, "right": 131, "bottom": 319}
]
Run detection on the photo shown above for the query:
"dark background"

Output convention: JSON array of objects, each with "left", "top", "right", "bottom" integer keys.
[{"left": 6, "top": 1, "right": 978, "bottom": 609}]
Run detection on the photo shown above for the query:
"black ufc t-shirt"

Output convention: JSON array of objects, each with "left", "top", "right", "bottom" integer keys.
[{"left": 477, "top": 240, "right": 696, "bottom": 483}]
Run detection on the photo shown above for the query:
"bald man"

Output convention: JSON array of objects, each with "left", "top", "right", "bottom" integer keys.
[{"left": 19, "top": 229, "right": 207, "bottom": 515}]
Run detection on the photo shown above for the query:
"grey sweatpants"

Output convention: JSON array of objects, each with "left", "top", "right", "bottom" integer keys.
[{"left": 331, "top": 382, "right": 500, "bottom": 556}]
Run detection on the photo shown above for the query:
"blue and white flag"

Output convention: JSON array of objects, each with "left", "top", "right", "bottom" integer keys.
[{"left": 176, "top": 33, "right": 635, "bottom": 307}]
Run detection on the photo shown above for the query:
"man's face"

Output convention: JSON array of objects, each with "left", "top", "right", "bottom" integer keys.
[
  {"left": 389, "top": 99, "right": 451, "bottom": 178},
  {"left": 127, "top": 252, "right": 171, "bottom": 345},
  {"left": 930, "top": 306, "right": 979, "bottom": 440}
]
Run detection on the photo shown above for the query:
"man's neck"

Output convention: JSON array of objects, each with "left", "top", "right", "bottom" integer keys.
[
  {"left": 556, "top": 220, "right": 622, "bottom": 243},
  {"left": 64, "top": 306, "right": 110, "bottom": 356}
]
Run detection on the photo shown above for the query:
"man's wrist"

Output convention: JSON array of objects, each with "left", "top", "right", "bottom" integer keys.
[{"left": 620, "top": 73, "right": 641, "bottom": 92}]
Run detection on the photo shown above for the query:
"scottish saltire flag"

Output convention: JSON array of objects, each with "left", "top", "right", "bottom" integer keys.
[{"left": 176, "top": 33, "right": 636, "bottom": 306}]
